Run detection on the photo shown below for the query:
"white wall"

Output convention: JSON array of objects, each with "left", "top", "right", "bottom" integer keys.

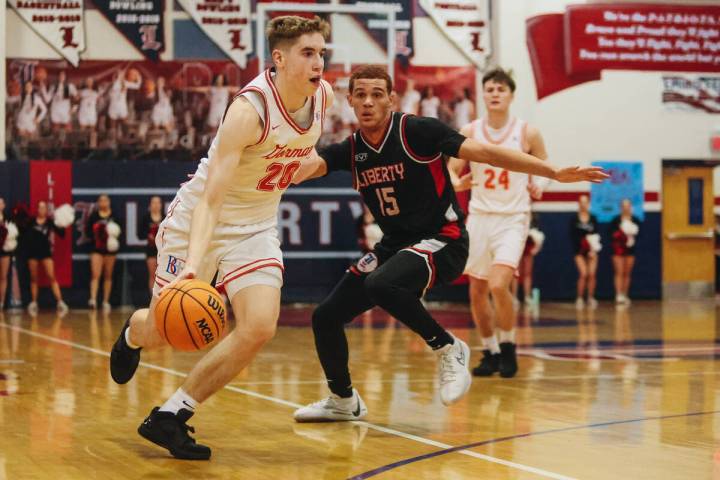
[{"left": 492, "top": 0, "right": 720, "bottom": 194}]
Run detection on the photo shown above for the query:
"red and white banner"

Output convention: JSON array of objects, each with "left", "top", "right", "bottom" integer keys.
[
  {"left": 662, "top": 75, "right": 720, "bottom": 113},
  {"left": 419, "top": 0, "right": 491, "bottom": 69},
  {"left": 177, "top": 0, "right": 252, "bottom": 68},
  {"left": 30, "top": 161, "right": 73, "bottom": 287},
  {"left": 527, "top": 3, "right": 720, "bottom": 99},
  {"left": 8, "top": 1, "right": 85, "bottom": 67}
]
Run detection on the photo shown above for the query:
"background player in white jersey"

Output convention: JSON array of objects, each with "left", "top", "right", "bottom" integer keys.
[
  {"left": 108, "top": 16, "right": 333, "bottom": 460},
  {"left": 449, "top": 68, "right": 550, "bottom": 379}
]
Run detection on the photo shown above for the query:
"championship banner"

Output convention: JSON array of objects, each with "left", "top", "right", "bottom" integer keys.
[
  {"left": 590, "top": 161, "right": 644, "bottom": 223},
  {"left": 93, "top": 0, "right": 164, "bottom": 61},
  {"left": 176, "top": 0, "right": 253, "bottom": 68},
  {"left": 8, "top": 0, "right": 85, "bottom": 66},
  {"left": 30, "top": 160, "right": 73, "bottom": 287},
  {"left": 662, "top": 75, "right": 720, "bottom": 113},
  {"left": 527, "top": 4, "right": 720, "bottom": 99},
  {"left": 418, "top": 0, "right": 491, "bottom": 69},
  {"left": 343, "top": 0, "right": 414, "bottom": 66}
]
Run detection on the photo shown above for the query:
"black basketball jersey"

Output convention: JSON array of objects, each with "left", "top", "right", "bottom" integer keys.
[{"left": 321, "top": 112, "right": 467, "bottom": 249}]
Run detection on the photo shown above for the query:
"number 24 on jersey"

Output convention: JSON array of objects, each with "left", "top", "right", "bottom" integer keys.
[{"left": 483, "top": 169, "right": 510, "bottom": 190}]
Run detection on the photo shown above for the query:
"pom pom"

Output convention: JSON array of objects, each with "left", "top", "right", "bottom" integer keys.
[
  {"left": 528, "top": 228, "right": 545, "bottom": 253},
  {"left": 107, "top": 236, "right": 119, "bottom": 253},
  {"left": 3, "top": 222, "right": 18, "bottom": 253},
  {"left": 53, "top": 204, "right": 75, "bottom": 228},
  {"left": 586, "top": 233, "right": 602, "bottom": 252},
  {"left": 106, "top": 221, "right": 121, "bottom": 238},
  {"left": 3, "top": 239, "right": 17, "bottom": 253},
  {"left": 620, "top": 219, "right": 638, "bottom": 236}
]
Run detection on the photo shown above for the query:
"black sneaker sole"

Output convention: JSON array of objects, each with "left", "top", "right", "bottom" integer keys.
[
  {"left": 109, "top": 321, "right": 141, "bottom": 384},
  {"left": 137, "top": 424, "right": 211, "bottom": 460}
]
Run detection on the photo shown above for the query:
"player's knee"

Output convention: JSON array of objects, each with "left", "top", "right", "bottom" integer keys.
[
  {"left": 488, "top": 277, "right": 511, "bottom": 297},
  {"left": 249, "top": 321, "right": 277, "bottom": 345},
  {"left": 364, "top": 271, "right": 393, "bottom": 301},
  {"left": 312, "top": 302, "right": 343, "bottom": 331}
]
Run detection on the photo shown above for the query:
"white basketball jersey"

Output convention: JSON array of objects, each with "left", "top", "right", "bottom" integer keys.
[
  {"left": 175, "top": 69, "right": 328, "bottom": 230},
  {"left": 469, "top": 117, "right": 531, "bottom": 214}
]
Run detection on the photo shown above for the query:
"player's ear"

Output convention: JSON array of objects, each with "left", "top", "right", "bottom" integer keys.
[
  {"left": 271, "top": 47, "right": 285, "bottom": 69},
  {"left": 346, "top": 90, "right": 353, "bottom": 105},
  {"left": 389, "top": 90, "right": 398, "bottom": 103}
]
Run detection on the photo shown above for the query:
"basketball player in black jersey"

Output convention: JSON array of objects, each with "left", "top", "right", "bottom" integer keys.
[{"left": 292, "top": 65, "right": 608, "bottom": 421}]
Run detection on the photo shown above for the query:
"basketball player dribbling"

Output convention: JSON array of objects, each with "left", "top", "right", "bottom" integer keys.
[
  {"left": 449, "top": 68, "right": 550, "bottom": 379},
  {"left": 108, "top": 16, "right": 333, "bottom": 459},
  {"left": 289, "top": 65, "right": 607, "bottom": 421}
]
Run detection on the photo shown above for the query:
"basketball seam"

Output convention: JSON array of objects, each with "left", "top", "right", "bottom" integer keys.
[
  {"left": 179, "top": 290, "right": 201, "bottom": 350},
  {"left": 184, "top": 288, "right": 223, "bottom": 337},
  {"left": 161, "top": 286, "right": 183, "bottom": 347}
]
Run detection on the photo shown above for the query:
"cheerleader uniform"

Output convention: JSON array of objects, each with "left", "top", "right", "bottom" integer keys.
[
  {"left": 610, "top": 215, "right": 641, "bottom": 256},
  {"left": 151, "top": 88, "right": 174, "bottom": 128},
  {"left": 139, "top": 212, "right": 163, "bottom": 259},
  {"left": 78, "top": 88, "right": 101, "bottom": 127},
  {"left": 16, "top": 93, "right": 47, "bottom": 134},
  {"left": 43, "top": 82, "right": 77, "bottom": 125},
  {"left": 570, "top": 213, "right": 598, "bottom": 257},
  {"left": 108, "top": 76, "right": 141, "bottom": 121},
  {"left": 206, "top": 87, "right": 230, "bottom": 129},
  {"left": 26, "top": 218, "right": 64, "bottom": 260},
  {"left": 0, "top": 215, "right": 14, "bottom": 258},
  {"left": 86, "top": 211, "right": 119, "bottom": 255}
]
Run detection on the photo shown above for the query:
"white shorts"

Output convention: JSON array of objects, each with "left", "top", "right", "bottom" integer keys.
[
  {"left": 153, "top": 204, "right": 284, "bottom": 301},
  {"left": 464, "top": 211, "right": 530, "bottom": 279}
]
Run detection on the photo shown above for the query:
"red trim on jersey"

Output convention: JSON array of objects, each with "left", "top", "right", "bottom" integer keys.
[
  {"left": 239, "top": 86, "right": 270, "bottom": 146},
  {"left": 481, "top": 117, "right": 517, "bottom": 145},
  {"left": 320, "top": 81, "right": 327, "bottom": 129},
  {"left": 349, "top": 134, "right": 358, "bottom": 191},
  {"left": 265, "top": 69, "right": 316, "bottom": 134},
  {"left": 219, "top": 257, "right": 282, "bottom": 284},
  {"left": 428, "top": 158, "right": 446, "bottom": 197},
  {"left": 166, "top": 198, "right": 180, "bottom": 219},
  {"left": 409, "top": 247, "right": 436, "bottom": 288},
  {"left": 218, "top": 263, "right": 284, "bottom": 288},
  {"left": 349, "top": 265, "right": 362, "bottom": 276},
  {"left": 439, "top": 222, "right": 461, "bottom": 240},
  {"left": 359, "top": 114, "right": 392, "bottom": 151},
  {"left": 400, "top": 115, "right": 441, "bottom": 162}
]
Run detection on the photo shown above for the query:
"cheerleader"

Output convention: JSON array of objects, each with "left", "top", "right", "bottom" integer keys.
[
  {"left": 0, "top": 198, "right": 18, "bottom": 310},
  {"left": 151, "top": 76, "right": 174, "bottom": 131},
  {"left": 516, "top": 213, "right": 543, "bottom": 305},
  {"left": 206, "top": 74, "right": 232, "bottom": 130},
  {"left": 16, "top": 81, "right": 47, "bottom": 138},
  {"left": 40, "top": 70, "right": 77, "bottom": 132},
  {"left": 138, "top": 196, "right": 164, "bottom": 293},
  {"left": 108, "top": 69, "right": 142, "bottom": 134},
  {"left": 610, "top": 199, "right": 641, "bottom": 305},
  {"left": 420, "top": 86, "right": 440, "bottom": 119},
  {"left": 571, "top": 195, "right": 600, "bottom": 309},
  {"left": 25, "top": 201, "right": 69, "bottom": 315},
  {"left": 78, "top": 77, "right": 109, "bottom": 146},
  {"left": 85, "top": 194, "right": 121, "bottom": 311}
]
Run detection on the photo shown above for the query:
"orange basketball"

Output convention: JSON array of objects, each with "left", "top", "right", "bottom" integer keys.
[{"left": 154, "top": 279, "right": 226, "bottom": 351}]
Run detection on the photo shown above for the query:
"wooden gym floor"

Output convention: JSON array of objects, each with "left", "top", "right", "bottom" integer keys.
[{"left": 1, "top": 300, "right": 719, "bottom": 479}]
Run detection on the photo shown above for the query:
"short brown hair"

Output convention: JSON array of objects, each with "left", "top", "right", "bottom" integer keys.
[
  {"left": 267, "top": 15, "right": 330, "bottom": 51},
  {"left": 482, "top": 67, "right": 516, "bottom": 92},
  {"left": 349, "top": 65, "right": 393, "bottom": 94}
]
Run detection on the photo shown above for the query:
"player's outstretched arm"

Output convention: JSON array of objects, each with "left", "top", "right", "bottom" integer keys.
[
  {"left": 291, "top": 148, "right": 328, "bottom": 184},
  {"left": 164, "top": 99, "right": 263, "bottom": 289},
  {"left": 448, "top": 123, "right": 473, "bottom": 192},
  {"left": 458, "top": 137, "right": 608, "bottom": 183}
]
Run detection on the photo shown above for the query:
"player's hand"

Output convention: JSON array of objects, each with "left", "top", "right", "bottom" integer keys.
[
  {"left": 160, "top": 267, "right": 197, "bottom": 296},
  {"left": 554, "top": 166, "right": 609, "bottom": 183},
  {"left": 527, "top": 183, "right": 543, "bottom": 200},
  {"left": 453, "top": 172, "right": 474, "bottom": 192}
]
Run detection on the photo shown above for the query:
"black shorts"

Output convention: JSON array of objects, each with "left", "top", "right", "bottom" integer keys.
[
  {"left": 0, "top": 250, "right": 13, "bottom": 258},
  {"left": 28, "top": 247, "right": 52, "bottom": 260},
  {"left": 350, "top": 230, "right": 469, "bottom": 292}
]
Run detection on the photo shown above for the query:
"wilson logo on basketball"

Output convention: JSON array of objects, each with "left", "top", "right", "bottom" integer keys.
[
  {"left": 195, "top": 319, "right": 215, "bottom": 344},
  {"left": 207, "top": 296, "right": 226, "bottom": 324}
]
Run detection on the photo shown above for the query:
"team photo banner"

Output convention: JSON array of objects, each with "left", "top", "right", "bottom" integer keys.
[{"left": 8, "top": 0, "right": 85, "bottom": 66}]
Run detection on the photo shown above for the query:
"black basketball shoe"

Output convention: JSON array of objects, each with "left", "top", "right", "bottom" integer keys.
[
  {"left": 138, "top": 407, "right": 212, "bottom": 460},
  {"left": 110, "top": 317, "right": 141, "bottom": 384},
  {"left": 472, "top": 349, "right": 500, "bottom": 377},
  {"left": 499, "top": 342, "right": 518, "bottom": 378}
]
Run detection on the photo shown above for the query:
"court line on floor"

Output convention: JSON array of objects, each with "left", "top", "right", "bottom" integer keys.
[
  {"left": 348, "top": 409, "right": 720, "bottom": 479},
  {"left": 1, "top": 322, "right": 575, "bottom": 480}
]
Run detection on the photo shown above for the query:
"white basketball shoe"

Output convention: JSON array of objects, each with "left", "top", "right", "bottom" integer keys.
[
  {"left": 294, "top": 388, "right": 367, "bottom": 423},
  {"left": 436, "top": 336, "right": 472, "bottom": 406}
]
